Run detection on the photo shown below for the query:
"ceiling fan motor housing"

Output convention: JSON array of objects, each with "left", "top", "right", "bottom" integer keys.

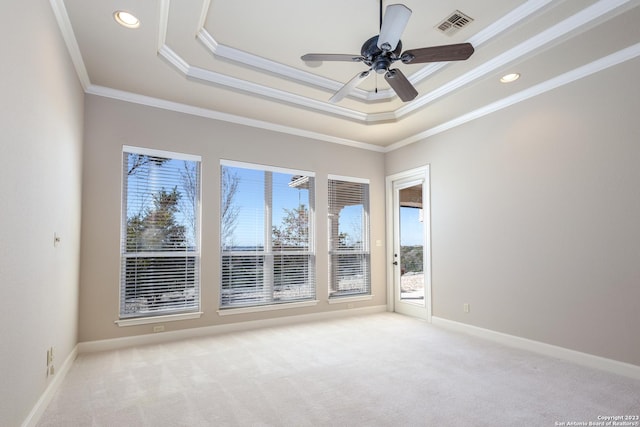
[{"left": 361, "top": 35, "right": 402, "bottom": 73}]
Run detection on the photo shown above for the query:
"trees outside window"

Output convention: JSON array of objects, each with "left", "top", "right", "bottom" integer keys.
[
  {"left": 220, "top": 161, "right": 315, "bottom": 308},
  {"left": 120, "top": 147, "right": 201, "bottom": 318}
]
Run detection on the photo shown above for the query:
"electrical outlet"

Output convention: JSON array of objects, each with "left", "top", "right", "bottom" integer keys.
[
  {"left": 463, "top": 303, "right": 470, "bottom": 313},
  {"left": 153, "top": 325, "right": 165, "bottom": 333}
]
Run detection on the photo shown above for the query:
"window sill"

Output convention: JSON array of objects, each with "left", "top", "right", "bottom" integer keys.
[
  {"left": 218, "top": 300, "right": 319, "bottom": 316},
  {"left": 115, "top": 311, "right": 203, "bottom": 327},
  {"left": 327, "top": 294, "right": 374, "bottom": 304}
]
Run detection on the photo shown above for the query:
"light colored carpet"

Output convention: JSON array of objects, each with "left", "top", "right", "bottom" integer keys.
[{"left": 38, "top": 313, "right": 640, "bottom": 426}]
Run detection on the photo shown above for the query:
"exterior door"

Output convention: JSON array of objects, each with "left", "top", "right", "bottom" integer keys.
[{"left": 386, "top": 167, "right": 431, "bottom": 320}]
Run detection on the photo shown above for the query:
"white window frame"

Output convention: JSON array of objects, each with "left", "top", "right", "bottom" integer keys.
[
  {"left": 219, "top": 160, "right": 317, "bottom": 312},
  {"left": 117, "top": 146, "right": 202, "bottom": 325},
  {"left": 328, "top": 174, "right": 371, "bottom": 299}
]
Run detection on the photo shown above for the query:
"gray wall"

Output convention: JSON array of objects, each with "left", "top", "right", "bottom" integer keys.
[
  {"left": 386, "top": 58, "right": 640, "bottom": 366},
  {"left": 78, "top": 95, "right": 386, "bottom": 342},
  {"left": 0, "top": 1, "right": 84, "bottom": 425}
]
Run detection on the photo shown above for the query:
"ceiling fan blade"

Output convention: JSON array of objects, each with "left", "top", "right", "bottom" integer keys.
[
  {"left": 329, "top": 71, "right": 371, "bottom": 103},
  {"left": 377, "top": 4, "right": 412, "bottom": 52},
  {"left": 385, "top": 68, "right": 418, "bottom": 102},
  {"left": 301, "top": 54, "right": 363, "bottom": 62},
  {"left": 401, "top": 43, "right": 474, "bottom": 64}
]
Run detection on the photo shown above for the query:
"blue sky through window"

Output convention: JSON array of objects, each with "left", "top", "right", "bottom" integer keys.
[
  {"left": 400, "top": 207, "right": 424, "bottom": 246},
  {"left": 223, "top": 166, "right": 312, "bottom": 249},
  {"left": 125, "top": 155, "right": 199, "bottom": 248}
]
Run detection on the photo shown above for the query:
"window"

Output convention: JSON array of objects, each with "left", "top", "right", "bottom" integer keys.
[
  {"left": 120, "top": 146, "right": 201, "bottom": 319},
  {"left": 220, "top": 161, "right": 315, "bottom": 309},
  {"left": 328, "top": 176, "right": 371, "bottom": 298}
]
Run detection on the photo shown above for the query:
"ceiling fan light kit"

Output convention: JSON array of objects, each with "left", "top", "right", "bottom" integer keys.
[{"left": 301, "top": 2, "right": 474, "bottom": 103}]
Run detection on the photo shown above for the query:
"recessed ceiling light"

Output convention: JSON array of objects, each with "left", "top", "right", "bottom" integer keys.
[
  {"left": 113, "top": 10, "right": 140, "bottom": 29},
  {"left": 500, "top": 73, "right": 520, "bottom": 83}
]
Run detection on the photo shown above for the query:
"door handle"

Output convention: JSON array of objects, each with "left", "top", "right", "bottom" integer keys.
[{"left": 393, "top": 261, "right": 398, "bottom": 265}]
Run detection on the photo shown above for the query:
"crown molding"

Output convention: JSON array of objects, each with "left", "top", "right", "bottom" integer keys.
[
  {"left": 197, "top": 29, "right": 371, "bottom": 101},
  {"left": 192, "top": 0, "right": 556, "bottom": 105},
  {"left": 85, "top": 85, "right": 386, "bottom": 153},
  {"left": 85, "top": 41, "right": 640, "bottom": 155},
  {"left": 157, "top": 0, "right": 633, "bottom": 123},
  {"left": 385, "top": 42, "right": 640, "bottom": 152},
  {"left": 52, "top": 0, "right": 638, "bottom": 153},
  {"left": 395, "top": 0, "right": 634, "bottom": 119},
  {"left": 158, "top": 45, "right": 189, "bottom": 74},
  {"left": 49, "top": 0, "right": 90, "bottom": 90},
  {"left": 157, "top": 0, "right": 170, "bottom": 52},
  {"left": 53, "top": 0, "right": 631, "bottom": 124},
  {"left": 186, "top": 65, "right": 369, "bottom": 121},
  {"left": 405, "top": 0, "right": 555, "bottom": 86},
  {"left": 468, "top": 0, "right": 555, "bottom": 47},
  {"left": 156, "top": 43, "right": 371, "bottom": 122}
]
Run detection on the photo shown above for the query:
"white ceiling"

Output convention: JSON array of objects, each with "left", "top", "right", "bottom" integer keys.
[{"left": 53, "top": 0, "right": 640, "bottom": 150}]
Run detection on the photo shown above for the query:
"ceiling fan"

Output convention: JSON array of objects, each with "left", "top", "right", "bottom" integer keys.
[{"left": 301, "top": 2, "right": 475, "bottom": 103}]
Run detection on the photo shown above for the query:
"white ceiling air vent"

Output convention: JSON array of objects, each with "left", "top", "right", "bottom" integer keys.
[{"left": 436, "top": 10, "right": 473, "bottom": 36}]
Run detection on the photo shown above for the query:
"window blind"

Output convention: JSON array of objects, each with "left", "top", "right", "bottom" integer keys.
[
  {"left": 328, "top": 176, "right": 371, "bottom": 297},
  {"left": 120, "top": 147, "right": 201, "bottom": 318},
  {"left": 220, "top": 161, "right": 315, "bottom": 308}
]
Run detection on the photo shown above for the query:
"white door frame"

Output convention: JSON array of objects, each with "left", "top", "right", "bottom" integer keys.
[{"left": 385, "top": 165, "right": 432, "bottom": 321}]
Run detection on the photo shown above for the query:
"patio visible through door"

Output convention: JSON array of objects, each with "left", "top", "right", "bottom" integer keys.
[
  {"left": 398, "top": 184, "right": 425, "bottom": 303},
  {"left": 387, "top": 166, "right": 431, "bottom": 320}
]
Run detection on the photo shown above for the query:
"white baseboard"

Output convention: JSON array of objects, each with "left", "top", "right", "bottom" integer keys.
[
  {"left": 78, "top": 305, "right": 387, "bottom": 353},
  {"left": 24, "top": 310, "right": 637, "bottom": 426},
  {"left": 22, "top": 345, "right": 78, "bottom": 427},
  {"left": 431, "top": 316, "right": 640, "bottom": 380}
]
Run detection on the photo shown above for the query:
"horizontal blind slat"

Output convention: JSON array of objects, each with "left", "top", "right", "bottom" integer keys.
[
  {"left": 220, "top": 163, "right": 316, "bottom": 309},
  {"left": 328, "top": 178, "right": 370, "bottom": 298},
  {"left": 121, "top": 149, "right": 201, "bottom": 319}
]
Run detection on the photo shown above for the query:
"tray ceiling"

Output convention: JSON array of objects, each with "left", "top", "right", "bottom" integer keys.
[{"left": 53, "top": 0, "right": 640, "bottom": 150}]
